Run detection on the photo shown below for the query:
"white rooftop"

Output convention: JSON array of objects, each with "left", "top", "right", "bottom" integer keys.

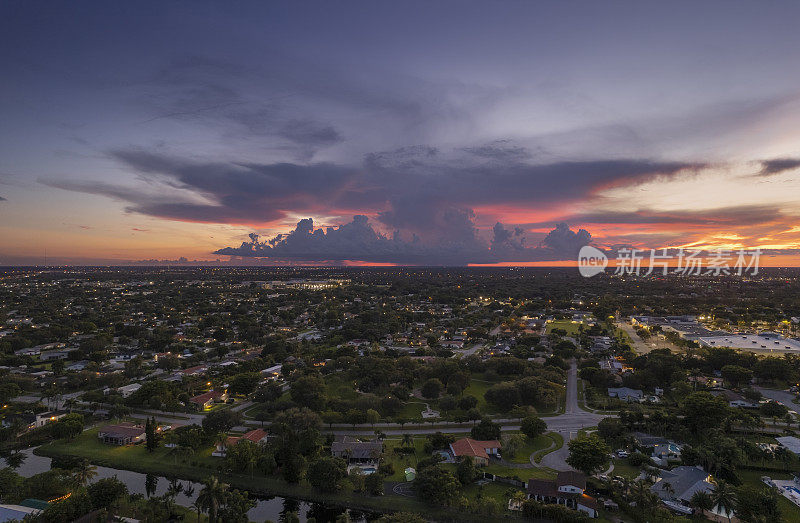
[{"left": 698, "top": 333, "right": 800, "bottom": 352}]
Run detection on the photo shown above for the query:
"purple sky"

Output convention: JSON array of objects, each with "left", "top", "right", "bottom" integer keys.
[{"left": 2, "top": 1, "right": 800, "bottom": 265}]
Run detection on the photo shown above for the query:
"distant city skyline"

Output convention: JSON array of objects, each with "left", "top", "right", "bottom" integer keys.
[{"left": 2, "top": 1, "right": 800, "bottom": 265}]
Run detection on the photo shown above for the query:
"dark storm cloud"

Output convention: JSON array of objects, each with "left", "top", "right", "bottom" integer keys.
[
  {"left": 0, "top": 196, "right": 6, "bottom": 201},
  {"left": 758, "top": 158, "right": 800, "bottom": 177},
  {"left": 44, "top": 146, "right": 699, "bottom": 235},
  {"left": 214, "top": 216, "right": 593, "bottom": 265}
]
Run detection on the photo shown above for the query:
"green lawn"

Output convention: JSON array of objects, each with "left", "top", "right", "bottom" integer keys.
[
  {"left": 462, "top": 378, "right": 498, "bottom": 414},
  {"left": 396, "top": 402, "right": 426, "bottom": 421},
  {"left": 610, "top": 458, "right": 640, "bottom": 480},
  {"left": 508, "top": 434, "right": 552, "bottom": 464},
  {"left": 545, "top": 320, "right": 588, "bottom": 336},
  {"left": 324, "top": 374, "right": 362, "bottom": 402}
]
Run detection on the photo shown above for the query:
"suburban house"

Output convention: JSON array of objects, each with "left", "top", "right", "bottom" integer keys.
[
  {"left": 330, "top": 436, "right": 384, "bottom": 464},
  {"left": 33, "top": 411, "right": 67, "bottom": 429},
  {"left": 608, "top": 387, "right": 644, "bottom": 402},
  {"left": 116, "top": 383, "right": 142, "bottom": 398},
  {"left": 97, "top": 423, "right": 146, "bottom": 445},
  {"left": 189, "top": 389, "right": 228, "bottom": 411},
  {"left": 449, "top": 438, "right": 501, "bottom": 466},
  {"left": 526, "top": 471, "right": 598, "bottom": 518},
  {"left": 711, "top": 389, "right": 759, "bottom": 409},
  {"left": 213, "top": 428, "right": 269, "bottom": 457},
  {"left": 651, "top": 442, "right": 683, "bottom": 465},
  {"left": 651, "top": 465, "right": 714, "bottom": 507}
]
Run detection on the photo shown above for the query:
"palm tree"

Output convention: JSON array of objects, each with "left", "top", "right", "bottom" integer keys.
[
  {"left": 191, "top": 500, "right": 203, "bottom": 523},
  {"left": 661, "top": 481, "right": 675, "bottom": 500},
  {"left": 690, "top": 490, "right": 713, "bottom": 517},
  {"left": 402, "top": 433, "right": 413, "bottom": 449},
  {"left": 713, "top": 480, "right": 737, "bottom": 523},
  {"left": 197, "top": 475, "right": 227, "bottom": 523},
  {"left": 73, "top": 459, "right": 98, "bottom": 486}
]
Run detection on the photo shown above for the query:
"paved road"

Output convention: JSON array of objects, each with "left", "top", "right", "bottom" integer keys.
[
  {"left": 540, "top": 361, "right": 609, "bottom": 471},
  {"left": 756, "top": 387, "right": 798, "bottom": 408}
]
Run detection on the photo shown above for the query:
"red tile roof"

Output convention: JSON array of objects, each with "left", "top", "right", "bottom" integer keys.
[
  {"left": 189, "top": 390, "right": 223, "bottom": 405},
  {"left": 450, "top": 438, "right": 501, "bottom": 460},
  {"left": 224, "top": 429, "right": 268, "bottom": 448}
]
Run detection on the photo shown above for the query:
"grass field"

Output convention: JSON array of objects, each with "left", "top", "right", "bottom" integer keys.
[
  {"left": 508, "top": 433, "right": 553, "bottom": 464},
  {"left": 545, "top": 319, "right": 588, "bottom": 336},
  {"left": 461, "top": 377, "right": 496, "bottom": 413},
  {"left": 610, "top": 458, "right": 640, "bottom": 480}
]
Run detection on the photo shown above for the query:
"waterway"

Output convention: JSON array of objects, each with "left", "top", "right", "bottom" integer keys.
[{"left": 12, "top": 448, "right": 379, "bottom": 522}]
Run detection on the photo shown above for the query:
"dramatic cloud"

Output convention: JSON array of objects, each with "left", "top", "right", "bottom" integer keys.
[
  {"left": 45, "top": 146, "right": 698, "bottom": 234},
  {"left": 214, "top": 216, "right": 592, "bottom": 265},
  {"left": 0, "top": 196, "right": 6, "bottom": 201}
]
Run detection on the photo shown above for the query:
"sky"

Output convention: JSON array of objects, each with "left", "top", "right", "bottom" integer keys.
[{"left": 2, "top": 1, "right": 800, "bottom": 266}]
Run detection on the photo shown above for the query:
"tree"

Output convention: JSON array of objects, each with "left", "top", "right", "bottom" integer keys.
[
  {"left": 227, "top": 372, "right": 261, "bottom": 395},
  {"left": 760, "top": 400, "right": 788, "bottom": 422},
  {"left": 73, "top": 459, "right": 98, "bottom": 486},
  {"left": 713, "top": 480, "right": 737, "bottom": 523},
  {"left": 682, "top": 392, "right": 730, "bottom": 434},
  {"left": 484, "top": 382, "right": 521, "bottom": 411},
  {"left": 421, "top": 378, "right": 443, "bottom": 399},
  {"left": 290, "top": 374, "right": 327, "bottom": 410},
  {"left": 721, "top": 365, "right": 753, "bottom": 389},
  {"left": 5, "top": 451, "right": 26, "bottom": 470},
  {"left": 364, "top": 472, "right": 385, "bottom": 495},
  {"left": 365, "top": 408, "right": 381, "bottom": 426},
  {"left": 413, "top": 465, "right": 460, "bottom": 505},
  {"left": 690, "top": 490, "right": 714, "bottom": 516},
  {"left": 735, "top": 484, "right": 782, "bottom": 523},
  {"left": 456, "top": 456, "right": 477, "bottom": 485},
  {"left": 145, "top": 416, "right": 159, "bottom": 452},
  {"left": 197, "top": 475, "right": 227, "bottom": 523},
  {"left": 271, "top": 408, "right": 323, "bottom": 457},
  {"left": 202, "top": 410, "right": 242, "bottom": 435},
  {"left": 402, "top": 433, "right": 414, "bottom": 448},
  {"left": 282, "top": 452, "right": 307, "bottom": 483},
  {"left": 520, "top": 416, "right": 547, "bottom": 440},
  {"left": 217, "top": 488, "right": 256, "bottom": 523},
  {"left": 87, "top": 477, "right": 129, "bottom": 509},
  {"left": 50, "top": 413, "right": 84, "bottom": 439},
  {"left": 502, "top": 433, "right": 526, "bottom": 459},
  {"left": 566, "top": 433, "right": 610, "bottom": 476},
  {"left": 307, "top": 457, "right": 348, "bottom": 492},
  {"left": 470, "top": 418, "right": 501, "bottom": 441},
  {"left": 226, "top": 440, "right": 261, "bottom": 475}
]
